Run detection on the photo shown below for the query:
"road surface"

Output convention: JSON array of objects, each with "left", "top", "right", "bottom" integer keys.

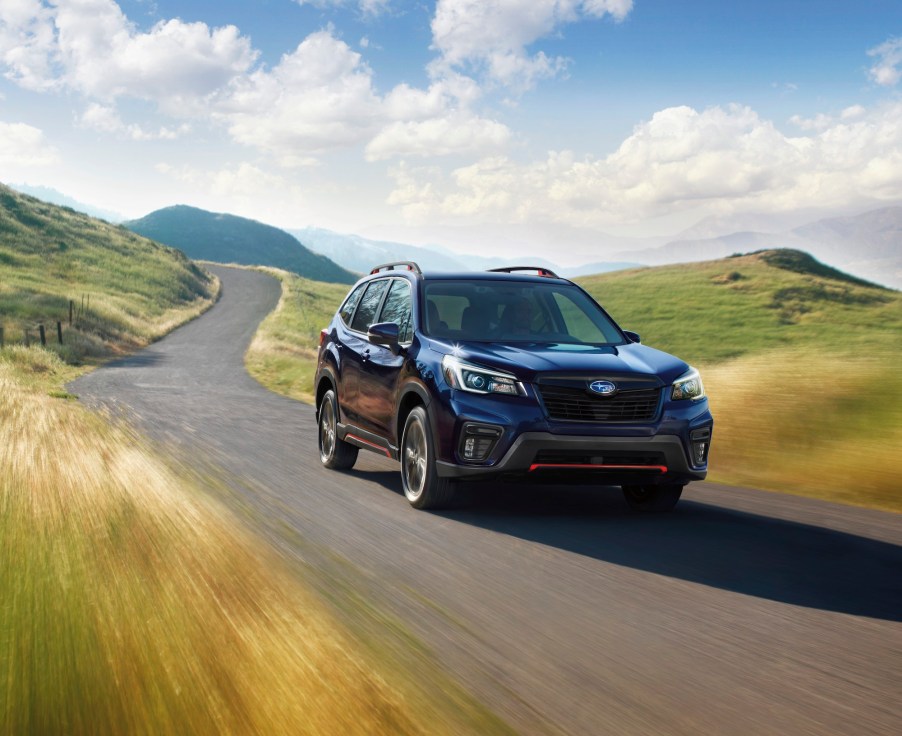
[{"left": 72, "top": 266, "right": 902, "bottom": 735}]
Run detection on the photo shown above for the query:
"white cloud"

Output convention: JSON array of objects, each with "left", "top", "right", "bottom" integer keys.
[
  {"left": 0, "top": 0, "right": 257, "bottom": 112},
  {"left": 0, "top": 0, "right": 59, "bottom": 91},
  {"left": 868, "top": 37, "right": 902, "bottom": 86},
  {"left": 386, "top": 102, "right": 902, "bottom": 227},
  {"left": 366, "top": 114, "right": 511, "bottom": 161},
  {"left": 430, "top": 0, "right": 632, "bottom": 89},
  {"left": 79, "top": 102, "right": 189, "bottom": 140},
  {"left": 367, "top": 73, "right": 510, "bottom": 160},
  {"left": 293, "top": 0, "right": 390, "bottom": 16},
  {"left": 156, "top": 161, "right": 293, "bottom": 198},
  {"left": 0, "top": 120, "right": 58, "bottom": 165},
  {"left": 216, "top": 30, "right": 381, "bottom": 161}
]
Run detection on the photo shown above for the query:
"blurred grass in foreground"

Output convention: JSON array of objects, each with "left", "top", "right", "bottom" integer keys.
[
  {"left": 703, "top": 348, "right": 902, "bottom": 512},
  {"left": 1, "top": 350, "right": 422, "bottom": 735}
]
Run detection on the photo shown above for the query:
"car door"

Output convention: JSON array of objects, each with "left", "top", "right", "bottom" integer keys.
[
  {"left": 355, "top": 278, "right": 412, "bottom": 437},
  {"left": 341, "top": 278, "right": 390, "bottom": 423}
]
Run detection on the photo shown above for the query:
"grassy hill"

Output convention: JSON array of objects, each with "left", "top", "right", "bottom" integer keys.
[
  {"left": 578, "top": 250, "right": 901, "bottom": 511},
  {"left": 0, "top": 184, "right": 216, "bottom": 364},
  {"left": 125, "top": 205, "right": 357, "bottom": 284},
  {"left": 578, "top": 249, "right": 899, "bottom": 364}
]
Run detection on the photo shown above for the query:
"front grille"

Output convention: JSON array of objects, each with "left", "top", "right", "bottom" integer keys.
[{"left": 537, "top": 385, "right": 660, "bottom": 422}]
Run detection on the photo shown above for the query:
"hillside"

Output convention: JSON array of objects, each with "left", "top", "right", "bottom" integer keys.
[
  {"left": 579, "top": 250, "right": 901, "bottom": 510},
  {"left": 0, "top": 184, "right": 216, "bottom": 361},
  {"left": 611, "top": 206, "right": 902, "bottom": 289},
  {"left": 579, "top": 249, "right": 900, "bottom": 364},
  {"left": 125, "top": 206, "right": 356, "bottom": 284}
]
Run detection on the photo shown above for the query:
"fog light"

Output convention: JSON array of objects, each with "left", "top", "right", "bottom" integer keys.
[
  {"left": 460, "top": 423, "right": 503, "bottom": 462},
  {"left": 689, "top": 427, "right": 711, "bottom": 467}
]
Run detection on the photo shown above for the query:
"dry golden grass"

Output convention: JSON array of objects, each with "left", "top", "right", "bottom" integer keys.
[
  {"left": 704, "top": 347, "right": 902, "bottom": 512},
  {"left": 1, "top": 355, "right": 423, "bottom": 735}
]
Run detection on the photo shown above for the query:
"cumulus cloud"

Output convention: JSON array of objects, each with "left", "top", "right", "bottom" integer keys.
[
  {"left": 366, "top": 114, "right": 510, "bottom": 161},
  {"left": 216, "top": 30, "right": 382, "bottom": 161},
  {"left": 0, "top": 0, "right": 257, "bottom": 111},
  {"left": 0, "top": 120, "right": 58, "bottom": 165},
  {"left": 366, "top": 73, "right": 510, "bottom": 160},
  {"left": 0, "top": 0, "right": 58, "bottom": 90},
  {"left": 430, "top": 0, "right": 632, "bottom": 89},
  {"left": 868, "top": 37, "right": 902, "bottom": 86},
  {"left": 80, "top": 102, "right": 190, "bottom": 140},
  {"left": 386, "top": 102, "right": 902, "bottom": 226}
]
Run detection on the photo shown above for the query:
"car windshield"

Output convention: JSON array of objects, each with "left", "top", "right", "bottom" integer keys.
[{"left": 422, "top": 280, "right": 624, "bottom": 344}]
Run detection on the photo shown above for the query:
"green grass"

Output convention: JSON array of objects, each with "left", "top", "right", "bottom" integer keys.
[
  {"left": 0, "top": 183, "right": 217, "bottom": 364},
  {"left": 577, "top": 250, "right": 901, "bottom": 364},
  {"left": 245, "top": 267, "right": 349, "bottom": 403}
]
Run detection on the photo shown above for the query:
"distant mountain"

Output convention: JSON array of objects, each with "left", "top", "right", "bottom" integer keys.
[
  {"left": 125, "top": 206, "right": 356, "bottom": 284},
  {"left": 612, "top": 207, "right": 902, "bottom": 289},
  {"left": 290, "top": 226, "right": 568, "bottom": 274},
  {"left": 289, "top": 227, "right": 469, "bottom": 273},
  {"left": 8, "top": 183, "right": 125, "bottom": 222}
]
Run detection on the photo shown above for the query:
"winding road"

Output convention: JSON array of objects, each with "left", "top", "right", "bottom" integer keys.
[{"left": 72, "top": 266, "right": 902, "bottom": 735}]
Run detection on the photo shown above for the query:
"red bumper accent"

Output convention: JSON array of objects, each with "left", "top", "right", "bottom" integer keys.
[{"left": 528, "top": 463, "right": 668, "bottom": 473}]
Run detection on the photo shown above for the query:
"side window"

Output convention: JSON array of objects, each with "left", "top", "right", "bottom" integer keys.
[
  {"left": 379, "top": 280, "right": 413, "bottom": 342},
  {"left": 350, "top": 279, "right": 389, "bottom": 333},
  {"left": 339, "top": 283, "right": 366, "bottom": 326}
]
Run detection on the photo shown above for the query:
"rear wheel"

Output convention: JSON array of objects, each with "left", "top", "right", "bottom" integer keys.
[
  {"left": 401, "top": 406, "right": 456, "bottom": 509},
  {"left": 318, "top": 389, "right": 358, "bottom": 470},
  {"left": 622, "top": 483, "right": 683, "bottom": 512}
]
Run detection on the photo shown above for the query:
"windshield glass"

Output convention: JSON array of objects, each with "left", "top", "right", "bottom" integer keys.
[{"left": 423, "top": 280, "right": 624, "bottom": 344}]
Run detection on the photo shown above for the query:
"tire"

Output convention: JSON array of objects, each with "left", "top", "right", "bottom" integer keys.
[
  {"left": 622, "top": 483, "right": 683, "bottom": 512},
  {"left": 318, "top": 389, "right": 358, "bottom": 470},
  {"left": 401, "top": 406, "right": 457, "bottom": 509}
]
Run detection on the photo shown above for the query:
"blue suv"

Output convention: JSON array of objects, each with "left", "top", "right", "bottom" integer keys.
[{"left": 315, "top": 262, "right": 712, "bottom": 511}]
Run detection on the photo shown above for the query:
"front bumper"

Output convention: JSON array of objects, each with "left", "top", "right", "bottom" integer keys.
[{"left": 435, "top": 432, "right": 706, "bottom": 483}]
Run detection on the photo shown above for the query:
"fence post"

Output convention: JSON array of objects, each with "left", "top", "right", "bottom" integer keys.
[
  {"left": 69, "top": 300, "right": 73, "bottom": 326},
  {"left": 39, "top": 324, "right": 46, "bottom": 346},
  {"left": 0, "top": 326, "right": 4, "bottom": 349},
  {"left": 24, "top": 328, "right": 30, "bottom": 347},
  {"left": 57, "top": 321, "right": 64, "bottom": 345}
]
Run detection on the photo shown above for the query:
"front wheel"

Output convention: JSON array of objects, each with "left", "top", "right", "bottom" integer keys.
[
  {"left": 622, "top": 483, "right": 683, "bottom": 512},
  {"left": 401, "top": 406, "right": 456, "bottom": 509},
  {"left": 318, "top": 389, "right": 358, "bottom": 470}
]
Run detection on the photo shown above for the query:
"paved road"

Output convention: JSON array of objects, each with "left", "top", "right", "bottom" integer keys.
[{"left": 72, "top": 266, "right": 902, "bottom": 735}]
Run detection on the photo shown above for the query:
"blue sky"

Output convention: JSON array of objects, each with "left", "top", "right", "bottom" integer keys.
[{"left": 1, "top": 1, "right": 901, "bottom": 260}]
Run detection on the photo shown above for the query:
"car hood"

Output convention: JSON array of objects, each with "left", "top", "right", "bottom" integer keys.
[{"left": 426, "top": 339, "right": 689, "bottom": 386}]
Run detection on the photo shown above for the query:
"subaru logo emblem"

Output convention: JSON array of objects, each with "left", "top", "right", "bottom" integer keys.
[{"left": 589, "top": 380, "right": 616, "bottom": 395}]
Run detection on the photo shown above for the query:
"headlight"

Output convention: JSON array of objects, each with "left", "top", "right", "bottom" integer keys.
[
  {"left": 671, "top": 367, "right": 705, "bottom": 401},
  {"left": 442, "top": 355, "right": 524, "bottom": 396}
]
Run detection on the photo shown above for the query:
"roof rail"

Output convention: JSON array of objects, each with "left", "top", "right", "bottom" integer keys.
[
  {"left": 487, "top": 266, "right": 561, "bottom": 279},
  {"left": 370, "top": 261, "right": 422, "bottom": 275}
]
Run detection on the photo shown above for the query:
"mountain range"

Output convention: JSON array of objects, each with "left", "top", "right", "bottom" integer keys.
[{"left": 8, "top": 182, "right": 900, "bottom": 289}]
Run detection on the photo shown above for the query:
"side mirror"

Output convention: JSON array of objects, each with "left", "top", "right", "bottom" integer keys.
[
  {"left": 623, "top": 330, "right": 641, "bottom": 344},
  {"left": 367, "top": 322, "right": 401, "bottom": 354}
]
